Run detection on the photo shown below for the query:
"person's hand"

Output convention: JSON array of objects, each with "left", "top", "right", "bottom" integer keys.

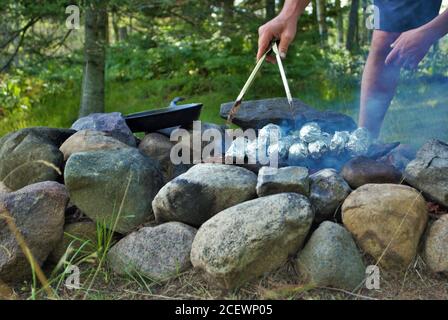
[
  {"left": 385, "top": 27, "right": 437, "bottom": 69},
  {"left": 257, "top": 15, "right": 297, "bottom": 63}
]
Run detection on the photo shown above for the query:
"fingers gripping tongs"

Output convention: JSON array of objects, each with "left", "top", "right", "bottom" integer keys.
[{"left": 227, "top": 41, "right": 293, "bottom": 124}]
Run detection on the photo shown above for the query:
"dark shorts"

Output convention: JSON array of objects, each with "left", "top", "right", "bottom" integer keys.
[{"left": 374, "top": 0, "right": 442, "bottom": 32}]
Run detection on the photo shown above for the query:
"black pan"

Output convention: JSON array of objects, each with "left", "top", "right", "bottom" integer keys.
[{"left": 124, "top": 103, "right": 203, "bottom": 133}]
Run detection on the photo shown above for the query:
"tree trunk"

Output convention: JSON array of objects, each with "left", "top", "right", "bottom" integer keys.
[
  {"left": 346, "top": 0, "right": 359, "bottom": 52},
  {"left": 336, "top": 0, "right": 344, "bottom": 47},
  {"left": 221, "top": 0, "right": 234, "bottom": 35},
  {"left": 118, "top": 26, "right": 128, "bottom": 41},
  {"left": 361, "top": 0, "right": 369, "bottom": 45},
  {"left": 111, "top": 9, "right": 120, "bottom": 43},
  {"left": 315, "top": 0, "right": 328, "bottom": 45},
  {"left": 266, "top": 0, "right": 276, "bottom": 20},
  {"left": 79, "top": 1, "right": 108, "bottom": 118}
]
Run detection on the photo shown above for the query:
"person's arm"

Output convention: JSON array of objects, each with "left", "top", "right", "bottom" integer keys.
[
  {"left": 257, "top": 0, "right": 311, "bottom": 62},
  {"left": 385, "top": 9, "right": 448, "bottom": 69}
]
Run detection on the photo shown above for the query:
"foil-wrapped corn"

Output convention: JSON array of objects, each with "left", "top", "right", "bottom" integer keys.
[
  {"left": 245, "top": 139, "right": 259, "bottom": 163},
  {"left": 288, "top": 141, "right": 309, "bottom": 163},
  {"left": 268, "top": 140, "right": 291, "bottom": 161},
  {"left": 308, "top": 139, "right": 329, "bottom": 159},
  {"left": 346, "top": 127, "right": 371, "bottom": 156},
  {"left": 225, "top": 136, "right": 248, "bottom": 160},
  {"left": 299, "top": 122, "right": 322, "bottom": 143},
  {"left": 258, "top": 123, "right": 282, "bottom": 146},
  {"left": 329, "top": 131, "right": 350, "bottom": 153}
]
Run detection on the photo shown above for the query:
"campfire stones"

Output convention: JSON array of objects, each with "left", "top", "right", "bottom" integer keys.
[
  {"left": 220, "top": 98, "right": 357, "bottom": 133},
  {"left": 0, "top": 182, "right": 68, "bottom": 282},
  {"left": 64, "top": 148, "right": 164, "bottom": 234},
  {"left": 341, "top": 156, "right": 402, "bottom": 189},
  {"left": 296, "top": 221, "right": 365, "bottom": 291},
  {"left": 152, "top": 163, "right": 257, "bottom": 227},
  {"left": 379, "top": 144, "right": 416, "bottom": 173},
  {"left": 256, "top": 166, "right": 309, "bottom": 197},
  {"left": 309, "top": 169, "right": 351, "bottom": 223},
  {"left": 60, "top": 129, "right": 131, "bottom": 161},
  {"left": 405, "top": 139, "right": 448, "bottom": 207},
  {"left": 138, "top": 132, "right": 179, "bottom": 182},
  {"left": 423, "top": 214, "right": 448, "bottom": 273},
  {"left": 48, "top": 220, "right": 99, "bottom": 264},
  {"left": 108, "top": 222, "right": 197, "bottom": 281},
  {"left": 0, "top": 182, "right": 11, "bottom": 195},
  {"left": 0, "top": 127, "right": 70, "bottom": 191},
  {"left": 71, "top": 112, "right": 136, "bottom": 147},
  {"left": 0, "top": 127, "right": 75, "bottom": 147},
  {"left": 342, "top": 184, "right": 428, "bottom": 269},
  {"left": 190, "top": 193, "right": 314, "bottom": 289}
]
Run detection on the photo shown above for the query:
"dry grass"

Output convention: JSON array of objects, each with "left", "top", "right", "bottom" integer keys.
[{"left": 4, "top": 252, "right": 447, "bottom": 300}]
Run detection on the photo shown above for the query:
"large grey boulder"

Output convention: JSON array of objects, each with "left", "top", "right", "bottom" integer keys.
[
  {"left": 152, "top": 163, "right": 257, "bottom": 227},
  {"left": 190, "top": 193, "right": 314, "bottom": 289},
  {"left": 0, "top": 127, "right": 75, "bottom": 147},
  {"left": 424, "top": 215, "right": 448, "bottom": 273},
  {"left": 405, "top": 140, "right": 448, "bottom": 207},
  {"left": 64, "top": 148, "right": 164, "bottom": 234},
  {"left": 71, "top": 112, "right": 136, "bottom": 147},
  {"left": 309, "top": 169, "right": 351, "bottom": 223},
  {"left": 108, "top": 222, "right": 197, "bottom": 280},
  {"left": 0, "top": 182, "right": 68, "bottom": 282},
  {"left": 220, "top": 98, "right": 356, "bottom": 132},
  {"left": 342, "top": 184, "right": 428, "bottom": 269},
  {"left": 296, "top": 221, "right": 365, "bottom": 290},
  {"left": 256, "top": 166, "right": 309, "bottom": 197},
  {"left": 60, "top": 130, "right": 130, "bottom": 161},
  {"left": 0, "top": 127, "right": 73, "bottom": 190}
]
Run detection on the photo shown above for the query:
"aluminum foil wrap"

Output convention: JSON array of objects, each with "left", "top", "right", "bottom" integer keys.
[
  {"left": 299, "top": 122, "right": 322, "bottom": 143},
  {"left": 288, "top": 141, "right": 309, "bottom": 163},
  {"left": 290, "top": 129, "right": 301, "bottom": 138},
  {"left": 225, "top": 136, "right": 248, "bottom": 160},
  {"left": 329, "top": 131, "right": 350, "bottom": 153},
  {"left": 268, "top": 139, "right": 292, "bottom": 161},
  {"left": 245, "top": 139, "right": 259, "bottom": 162},
  {"left": 346, "top": 127, "right": 371, "bottom": 156},
  {"left": 258, "top": 123, "right": 282, "bottom": 146},
  {"left": 308, "top": 138, "right": 329, "bottom": 159}
]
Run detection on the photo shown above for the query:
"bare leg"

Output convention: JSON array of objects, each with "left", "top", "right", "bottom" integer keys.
[{"left": 359, "top": 30, "right": 402, "bottom": 139}]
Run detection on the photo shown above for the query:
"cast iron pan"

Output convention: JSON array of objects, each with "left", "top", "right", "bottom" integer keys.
[{"left": 124, "top": 103, "right": 203, "bottom": 133}]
